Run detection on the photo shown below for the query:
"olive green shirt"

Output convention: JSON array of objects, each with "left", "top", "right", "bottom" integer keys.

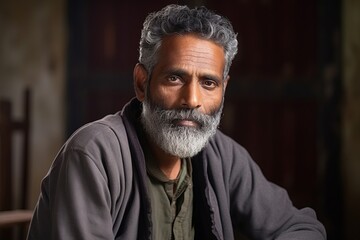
[{"left": 146, "top": 157, "right": 194, "bottom": 240}]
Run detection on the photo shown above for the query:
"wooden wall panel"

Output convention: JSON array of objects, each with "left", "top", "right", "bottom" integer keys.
[
  {"left": 221, "top": 98, "right": 319, "bottom": 208},
  {"left": 207, "top": 0, "right": 317, "bottom": 79}
]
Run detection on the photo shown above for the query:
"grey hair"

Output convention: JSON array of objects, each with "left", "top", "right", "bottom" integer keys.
[{"left": 138, "top": 4, "right": 238, "bottom": 79}]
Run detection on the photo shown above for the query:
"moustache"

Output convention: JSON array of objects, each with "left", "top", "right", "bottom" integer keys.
[{"left": 155, "top": 108, "right": 214, "bottom": 128}]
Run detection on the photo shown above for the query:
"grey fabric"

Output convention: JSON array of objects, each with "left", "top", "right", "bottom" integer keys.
[
  {"left": 194, "top": 131, "right": 326, "bottom": 240},
  {"left": 27, "top": 98, "right": 326, "bottom": 240},
  {"left": 28, "top": 113, "right": 142, "bottom": 240}
]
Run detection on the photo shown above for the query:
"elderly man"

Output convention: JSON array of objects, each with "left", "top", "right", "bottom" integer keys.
[{"left": 27, "top": 4, "right": 326, "bottom": 240}]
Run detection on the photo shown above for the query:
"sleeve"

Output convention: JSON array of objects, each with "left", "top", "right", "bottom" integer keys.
[
  {"left": 54, "top": 149, "right": 114, "bottom": 239},
  {"left": 228, "top": 143, "right": 327, "bottom": 240},
  {"left": 28, "top": 148, "right": 115, "bottom": 240}
]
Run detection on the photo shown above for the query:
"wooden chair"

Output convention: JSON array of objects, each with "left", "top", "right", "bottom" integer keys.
[{"left": 0, "top": 89, "right": 33, "bottom": 239}]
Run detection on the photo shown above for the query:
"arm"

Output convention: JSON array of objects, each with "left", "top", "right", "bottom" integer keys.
[
  {"left": 28, "top": 148, "right": 114, "bottom": 240},
  {"left": 227, "top": 141, "right": 326, "bottom": 239},
  {"left": 27, "top": 120, "right": 126, "bottom": 240},
  {"left": 54, "top": 148, "right": 114, "bottom": 239}
]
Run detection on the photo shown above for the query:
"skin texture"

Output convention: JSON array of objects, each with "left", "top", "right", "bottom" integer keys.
[{"left": 134, "top": 34, "right": 229, "bottom": 179}]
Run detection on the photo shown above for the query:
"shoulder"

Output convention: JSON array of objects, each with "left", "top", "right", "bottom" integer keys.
[
  {"left": 58, "top": 113, "right": 132, "bottom": 167},
  {"left": 207, "top": 130, "right": 251, "bottom": 161},
  {"left": 47, "top": 113, "right": 133, "bottom": 180},
  {"left": 200, "top": 130, "right": 255, "bottom": 181},
  {"left": 65, "top": 113, "right": 126, "bottom": 151}
]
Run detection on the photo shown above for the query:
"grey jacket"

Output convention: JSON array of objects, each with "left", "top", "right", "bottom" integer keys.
[{"left": 27, "top": 98, "right": 326, "bottom": 240}]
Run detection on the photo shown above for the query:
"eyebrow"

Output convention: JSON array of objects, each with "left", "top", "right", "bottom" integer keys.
[{"left": 164, "top": 67, "right": 223, "bottom": 83}]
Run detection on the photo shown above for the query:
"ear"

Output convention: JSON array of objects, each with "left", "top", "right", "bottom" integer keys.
[{"left": 133, "top": 63, "right": 148, "bottom": 102}]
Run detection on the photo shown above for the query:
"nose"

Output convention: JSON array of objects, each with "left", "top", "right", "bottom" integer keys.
[{"left": 181, "top": 81, "right": 202, "bottom": 109}]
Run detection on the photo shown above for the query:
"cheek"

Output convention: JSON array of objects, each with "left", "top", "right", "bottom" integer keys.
[
  {"left": 149, "top": 84, "right": 179, "bottom": 108},
  {"left": 202, "top": 90, "right": 224, "bottom": 113}
]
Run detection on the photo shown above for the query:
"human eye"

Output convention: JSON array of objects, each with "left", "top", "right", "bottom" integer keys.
[
  {"left": 166, "top": 75, "right": 182, "bottom": 84},
  {"left": 201, "top": 79, "right": 219, "bottom": 90}
]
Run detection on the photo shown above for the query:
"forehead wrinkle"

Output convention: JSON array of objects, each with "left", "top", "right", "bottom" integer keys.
[
  {"left": 180, "top": 49, "right": 221, "bottom": 70},
  {"left": 157, "top": 34, "right": 225, "bottom": 77}
]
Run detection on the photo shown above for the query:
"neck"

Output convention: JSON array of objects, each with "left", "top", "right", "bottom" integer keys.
[{"left": 149, "top": 140, "right": 181, "bottom": 180}]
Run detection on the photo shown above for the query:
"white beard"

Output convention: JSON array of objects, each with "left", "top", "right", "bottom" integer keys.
[{"left": 141, "top": 99, "right": 223, "bottom": 158}]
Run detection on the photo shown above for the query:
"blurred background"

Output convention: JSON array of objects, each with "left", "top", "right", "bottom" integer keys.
[{"left": 0, "top": 0, "right": 359, "bottom": 239}]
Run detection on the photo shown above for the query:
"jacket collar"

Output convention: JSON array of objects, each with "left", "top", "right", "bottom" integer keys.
[
  {"left": 121, "top": 98, "right": 220, "bottom": 240},
  {"left": 121, "top": 98, "right": 152, "bottom": 240}
]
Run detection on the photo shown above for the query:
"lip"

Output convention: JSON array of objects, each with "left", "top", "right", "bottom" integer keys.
[{"left": 173, "top": 119, "right": 199, "bottom": 127}]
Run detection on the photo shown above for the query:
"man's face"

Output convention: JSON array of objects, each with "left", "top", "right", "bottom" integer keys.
[
  {"left": 137, "top": 34, "right": 228, "bottom": 158},
  {"left": 148, "top": 34, "right": 227, "bottom": 116}
]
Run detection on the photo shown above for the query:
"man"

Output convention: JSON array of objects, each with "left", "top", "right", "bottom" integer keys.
[{"left": 27, "top": 4, "right": 326, "bottom": 240}]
